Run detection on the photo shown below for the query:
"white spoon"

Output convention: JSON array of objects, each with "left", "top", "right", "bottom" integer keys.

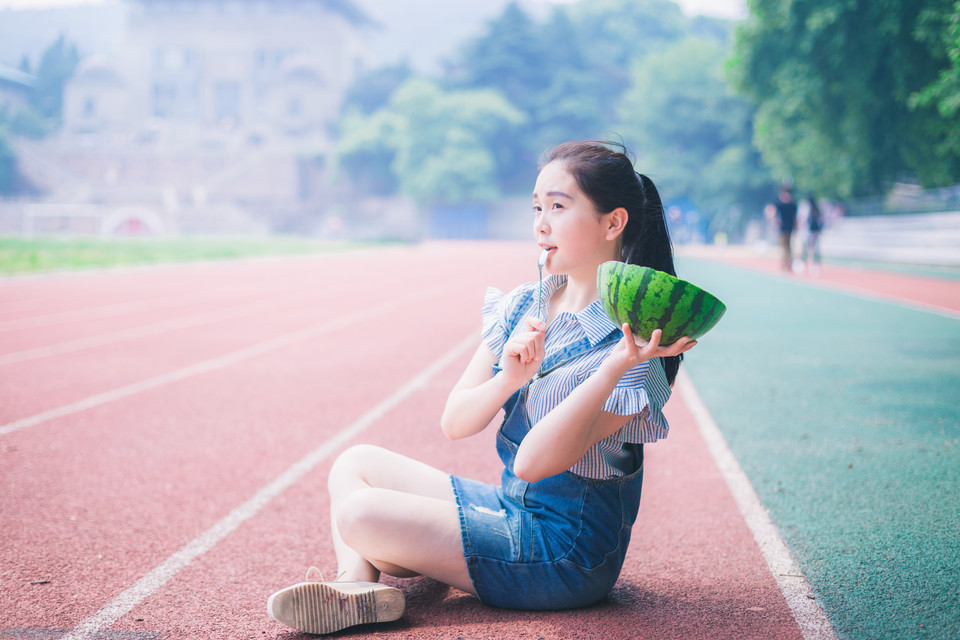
[{"left": 538, "top": 248, "right": 549, "bottom": 321}]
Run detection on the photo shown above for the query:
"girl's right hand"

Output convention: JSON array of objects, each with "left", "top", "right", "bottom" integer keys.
[{"left": 500, "top": 317, "right": 547, "bottom": 389}]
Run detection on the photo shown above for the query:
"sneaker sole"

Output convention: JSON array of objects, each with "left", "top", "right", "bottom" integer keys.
[{"left": 267, "top": 582, "right": 405, "bottom": 635}]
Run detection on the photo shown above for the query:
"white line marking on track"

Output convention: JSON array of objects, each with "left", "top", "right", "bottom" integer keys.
[
  {"left": 59, "top": 332, "right": 477, "bottom": 640},
  {"left": 790, "top": 277, "right": 960, "bottom": 320},
  {"left": 0, "top": 289, "right": 443, "bottom": 436},
  {"left": 676, "top": 369, "right": 838, "bottom": 640},
  {"left": 0, "top": 299, "right": 279, "bottom": 365},
  {"left": 0, "top": 297, "right": 183, "bottom": 333},
  {"left": 720, "top": 263, "right": 960, "bottom": 320}
]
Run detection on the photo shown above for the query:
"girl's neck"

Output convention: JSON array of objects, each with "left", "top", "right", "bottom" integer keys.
[{"left": 549, "top": 273, "right": 598, "bottom": 318}]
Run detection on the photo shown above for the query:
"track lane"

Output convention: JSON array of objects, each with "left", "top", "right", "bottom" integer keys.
[
  {"left": 0, "top": 247, "right": 507, "bottom": 425},
  {"left": 677, "top": 245, "right": 960, "bottom": 316},
  {"left": 2, "top": 242, "right": 819, "bottom": 640},
  {"left": 0, "top": 243, "right": 532, "bottom": 635}
]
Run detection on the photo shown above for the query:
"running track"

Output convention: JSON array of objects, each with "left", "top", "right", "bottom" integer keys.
[{"left": 1, "top": 242, "right": 953, "bottom": 639}]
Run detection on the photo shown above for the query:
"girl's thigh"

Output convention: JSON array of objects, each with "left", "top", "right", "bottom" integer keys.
[
  {"left": 339, "top": 487, "right": 475, "bottom": 596},
  {"left": 329, "top": 443, "right": 456, "bottom": 502}
]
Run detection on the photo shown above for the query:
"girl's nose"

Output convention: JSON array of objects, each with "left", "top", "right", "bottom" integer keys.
[{"left": 533, "top": 211, "right": 548, "bottom": 235}]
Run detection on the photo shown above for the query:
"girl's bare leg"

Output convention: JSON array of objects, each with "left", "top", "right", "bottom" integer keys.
[{"left": 327, "top": 444, "right": 476, "bottom": 596}]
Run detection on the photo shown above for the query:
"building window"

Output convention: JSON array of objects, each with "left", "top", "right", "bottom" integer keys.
[
  {"left": 152, "top": 83, "right": 177, "bottom": 118},
  {"left": 214, "top": 81, "right": 241, "bottom": 124},
  {"left": 288, "top": 97, "right": 302, "bottom": 119}
]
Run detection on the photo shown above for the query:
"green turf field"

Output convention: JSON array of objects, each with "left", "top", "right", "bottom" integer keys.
[
  {"left": 677, "top": 257, "right": 960, "bottom": 639},
  {"left": 0, "top": 236, "right": 374, "bottom": 274}
]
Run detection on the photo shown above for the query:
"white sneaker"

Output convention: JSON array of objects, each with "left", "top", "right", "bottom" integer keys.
[{"left": 267, "top": 580, "right": 405, "bottom": 634}]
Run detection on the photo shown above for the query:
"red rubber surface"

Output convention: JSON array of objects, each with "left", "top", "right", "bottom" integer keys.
[
  {"left": 678, "top": 245, "right": 960, "bottom": 315},
  {"left": 2, "top": 242, "right": 808, "bottom": 639}
]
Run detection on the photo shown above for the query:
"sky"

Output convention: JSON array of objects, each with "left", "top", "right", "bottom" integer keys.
[{"left": 0, "top": 0, "right": 749, "bottom": 20}]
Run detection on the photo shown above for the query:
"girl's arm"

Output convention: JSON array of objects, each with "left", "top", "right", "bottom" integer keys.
[
  {"left": 441, "top": 318, "right": 547, "bottom": 440},
  {"left": 513, "top": 326, "right": 695, "bottom": 482}
]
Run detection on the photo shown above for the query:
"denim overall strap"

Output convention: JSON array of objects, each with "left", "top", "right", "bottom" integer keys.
[
  {"left": 497, "top": 326, "right": 623, "bottom": 500},
  {"left": 535, "top": 329, "right": 620, "bottom": 381}
]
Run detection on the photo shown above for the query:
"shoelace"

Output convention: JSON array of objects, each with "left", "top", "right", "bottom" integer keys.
[{"left": 305, "top": 566, "right": 346, "bottom": 583}]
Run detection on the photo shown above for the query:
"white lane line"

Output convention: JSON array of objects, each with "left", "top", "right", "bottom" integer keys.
[
  {"left": 0, "top": 299, "right": 281, "bottom": 365},
  {"left": 676, "top": 369, "right": 838, "bottom": 640},
  {"left": 790, "top": 278, "right": 960, "bottom": 320},
  {"left": 60, "top": 332, "right": 477, "bottom": 640},
  {"left": 0, "top": 298, "right": 182, "bottom": 333},
  {"left": 0, "top": 289, "right": 442, "bottom": 436}
]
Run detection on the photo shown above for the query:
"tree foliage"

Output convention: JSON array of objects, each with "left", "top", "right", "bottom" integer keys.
[
  {"left": 0, "top": 129, "right": 15, "bottom": 195},
  {"left": 729, "top": 0, "right": 960, "bottom": 198},
  {"left": 911, "top": 1, "right": 960, "bottom": 160},
  {"left": 337, "top": 78, "right": 526, "bottom": 204},
  {"left": 337, "top": 0, "right": 767, "bottom": 222},
  {"left": 619, "top": 37, "right": 770, "bottom": 221},
  {"left": 31, "top": 34, "right": 80, "bottom": 123}
]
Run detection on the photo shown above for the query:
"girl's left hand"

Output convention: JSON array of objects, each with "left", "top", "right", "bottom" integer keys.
[{"left": 604, "top": 324, "right": 697, "bottom": 375}]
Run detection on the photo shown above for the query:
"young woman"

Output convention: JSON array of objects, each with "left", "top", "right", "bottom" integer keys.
[{"left": 267, "top": 141, "right": 696, "bottom": 634}]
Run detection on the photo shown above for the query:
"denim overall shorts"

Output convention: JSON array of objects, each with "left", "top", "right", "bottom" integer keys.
[{"left": 451, "top": 332, "right": 645, "bottom": 610}]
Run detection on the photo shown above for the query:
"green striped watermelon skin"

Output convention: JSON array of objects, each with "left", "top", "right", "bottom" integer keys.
[{"left": 597, "top": 261, "right": 726, "bottom": 345}]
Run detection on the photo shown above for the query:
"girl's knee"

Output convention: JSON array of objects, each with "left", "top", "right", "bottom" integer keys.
[
  {"left": 328, "top": 444, "right": 386, "bottom": 487},
  {"left": 334, "top": 488, "right": 382, "bottom": 549}
]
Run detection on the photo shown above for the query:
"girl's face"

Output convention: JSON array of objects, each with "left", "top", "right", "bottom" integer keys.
[{"left": 532, "top": 161, "right": 621, "bottom": 281}]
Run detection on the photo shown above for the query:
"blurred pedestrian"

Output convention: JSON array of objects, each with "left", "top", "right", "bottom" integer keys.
[
  {"left": 800, "top": 192, "right": 823, "bottom": 275},
  {"left": 765, "top": 186, "right": 797, "bottom": 272}
]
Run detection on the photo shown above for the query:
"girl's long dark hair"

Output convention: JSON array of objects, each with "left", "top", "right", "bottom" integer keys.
[{"left": 541, "top": 140, "right": 682, "bottom": 385}]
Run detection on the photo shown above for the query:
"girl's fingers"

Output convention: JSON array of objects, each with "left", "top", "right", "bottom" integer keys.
[
  {"left": 641, "top": 329, "right": 663, "bottom": 356},
  {"left": 621, "top": 323, "right": 641, "bottom": 357}
]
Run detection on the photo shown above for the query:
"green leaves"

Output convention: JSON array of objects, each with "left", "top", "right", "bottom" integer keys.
[
  {"left": 729, "top": 0, "right": 960, "bottom": 197},
  {"left": 336, "top": 78, "right": 525, "bottom": 205},
  {"left": 618, "top": 37, "right": 770, "bottom": 224}
]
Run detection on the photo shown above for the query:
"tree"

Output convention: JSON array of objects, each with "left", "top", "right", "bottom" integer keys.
[
  {"left": 565, "top": 0, "right": 687, "bottom": 70},
  {"left": 618, "top": 37, "right": 771, "bottom": 232},
  {"left": 448, "top": 2, "right": 547, "bottom": 189},
  {"left": 911, "top": 1, "right": 960, "bottom": 162},
  {"left": 336, "top": 78, "right": 526, "bottom": 204},
  {"left": 452, "top": 2, "right": 548, "bottom": 114},
  {"left": 341, "top": 62, "right": 413, "bottom": 115},
  {"left": 31, "top": 34, "right": 80, "bottom": 123},
  {"left": 729, "top": 0, "right": 960, "bottom": 198},
  {"left": 0, "top": 129, "right": 15, "bottom": 195}
]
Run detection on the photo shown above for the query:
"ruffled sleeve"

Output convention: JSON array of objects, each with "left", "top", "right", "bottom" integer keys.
[
  {"left": 600, "top": 362, "right": 652, "bottom": 416},
  {"left": 610, "top": 358, "right": 672, "bottom": 444},
  {"left": 586, "top": 357, "right": 672, "bottom": 444},
  {"left": 480, "top": 286, "right": 508, "bottom": 358}
]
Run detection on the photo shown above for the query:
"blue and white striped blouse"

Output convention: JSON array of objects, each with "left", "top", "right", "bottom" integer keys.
[{"left": 481, "top": 275, "right": 673, "bottom": 480}]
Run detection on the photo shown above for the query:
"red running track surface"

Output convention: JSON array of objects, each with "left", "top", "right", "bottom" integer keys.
[{"left": 2, "top": 242, "right": 808, "bottom": 639}]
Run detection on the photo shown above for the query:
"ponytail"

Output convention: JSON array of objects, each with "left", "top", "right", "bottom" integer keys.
[{"left": 632, "top": 173, "right": 681, "bottom": 385}]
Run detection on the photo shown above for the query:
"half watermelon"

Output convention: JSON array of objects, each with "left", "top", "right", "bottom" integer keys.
[{"left": 597, "top": 261, "right": 726, "bottom": 345}]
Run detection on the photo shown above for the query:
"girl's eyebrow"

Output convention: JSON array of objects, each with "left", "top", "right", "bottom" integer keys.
[{"left": 533, "top": 190, "right": 573, "bottom": 200}]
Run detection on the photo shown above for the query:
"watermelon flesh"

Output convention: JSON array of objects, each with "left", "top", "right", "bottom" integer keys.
[{"left": 597, "top": 261, "right": 726, "bottom": 345}]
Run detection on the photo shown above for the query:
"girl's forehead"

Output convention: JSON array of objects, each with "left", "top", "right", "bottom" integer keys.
[{"left": 533, "top": 162, "right": 578, "bottom": 198}]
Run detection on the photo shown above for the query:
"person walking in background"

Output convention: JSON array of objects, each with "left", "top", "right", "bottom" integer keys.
[
  {"left": 765, "top": 186, "right": 798, "bottom": 272},
  {"left": 800, "top": 192, "right": 824, "bottom": 276}
]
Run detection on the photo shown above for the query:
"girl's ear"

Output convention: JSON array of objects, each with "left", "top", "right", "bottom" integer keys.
[{"left": 605, "top": 207, "right": 628, "bottom": 241}]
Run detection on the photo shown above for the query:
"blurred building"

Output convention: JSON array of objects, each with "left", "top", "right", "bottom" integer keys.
[
  {"left": 0, "top": 63, "right": 36, "bottom": 112},
  {"left": 14, "top": 0, "right": 375, "bottom": 236}
]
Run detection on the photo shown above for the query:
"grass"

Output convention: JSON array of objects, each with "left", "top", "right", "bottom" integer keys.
[{"left": 0, "top": 236, "right": 374, "bottom": 275}]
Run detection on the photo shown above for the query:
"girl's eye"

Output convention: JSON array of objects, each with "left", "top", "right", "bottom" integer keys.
[
  {"left": 532, "top": 205, "right": 542, "bottom": 214},
  {"left": 552, "top": 202, "right": 564, "bottom": 210}
]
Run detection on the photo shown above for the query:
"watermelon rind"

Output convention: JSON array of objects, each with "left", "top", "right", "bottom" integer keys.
[{"left": 597, "top": 261, "right": 726, "bottom": 345}]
